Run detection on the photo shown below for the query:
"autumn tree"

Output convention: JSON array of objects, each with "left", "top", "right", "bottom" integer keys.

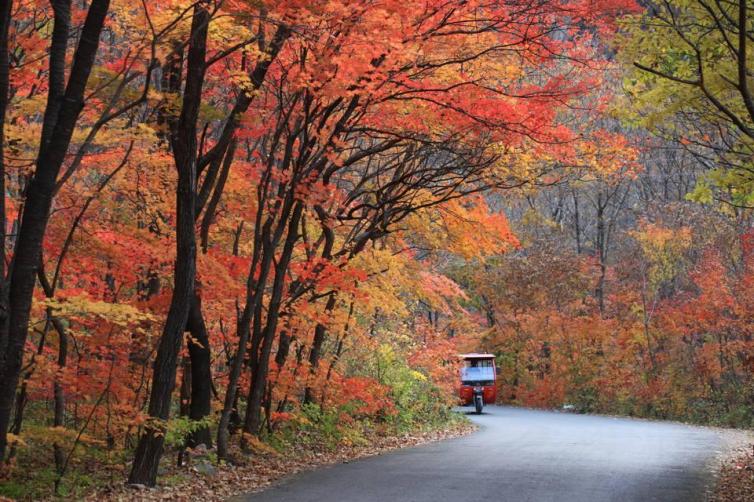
[
  {"left": 0, "top": 0, "right": 113, "bottom": 464},
  {"left": 129, "top": 1, "right": 292, "bottom": 484},
  {"left": 618, "top": 0, "right": 754, "bottom": 204}
]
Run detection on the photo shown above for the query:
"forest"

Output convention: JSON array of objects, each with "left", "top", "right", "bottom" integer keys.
[{"left": 0, "top": 0, "right": 753, "bottom": 500}]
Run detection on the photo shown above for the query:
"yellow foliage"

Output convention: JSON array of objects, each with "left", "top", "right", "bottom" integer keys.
[
  {"left": 241, "top": 433, "right": 280, "bottom": 456},
  {"left": 42, "top": 295, "right": 156, "bottom": 327}
]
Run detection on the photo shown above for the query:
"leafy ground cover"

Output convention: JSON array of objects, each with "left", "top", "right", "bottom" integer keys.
[
  {"left": 0, "top": 412, "right": 473, "bottom": 502},
  {"left": 712, "top": 446, "right": 754, "bottom": 502}
]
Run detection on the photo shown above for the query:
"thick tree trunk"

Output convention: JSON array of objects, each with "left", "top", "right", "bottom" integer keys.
[
  {"left": 186, "top": 293, "right": 212, "bottom": 447},
  {"left": 274, "top": 331, "right": 292, "bottom": 368},
  {"left": 0, "top": 0, "right": 110, "bottom": 463},
  {"left": 128, "top": 4, "right": 208, "bottom": 486},
  {"left": 128, "top": 169, "right": 197, "bottom": 483}
]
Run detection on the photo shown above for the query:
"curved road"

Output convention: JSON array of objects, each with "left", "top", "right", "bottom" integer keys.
[{"left": 243, "top": 405, "right": 726, "bottom": 501}]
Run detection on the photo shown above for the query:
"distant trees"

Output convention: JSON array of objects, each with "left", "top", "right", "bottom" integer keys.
[{"left": 460, "top": 139, "right": 754, "bottom": 424}]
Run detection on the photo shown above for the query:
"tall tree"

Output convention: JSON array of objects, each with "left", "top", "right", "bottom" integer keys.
[
  {"left": 128, "top": 2, "right": 210, "bottom": 485},
  {"left": 0, "top": 0, "right": 111, "bottom": 463}
]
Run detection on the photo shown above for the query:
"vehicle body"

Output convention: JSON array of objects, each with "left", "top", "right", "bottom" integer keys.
[{"left": 458, "top": 353, "right": 497, "bottom": 414}]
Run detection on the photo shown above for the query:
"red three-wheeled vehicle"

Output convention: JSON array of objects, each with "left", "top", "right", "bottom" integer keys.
[{"left": 458, "top": 353, "right": 497, "bottom": 414}]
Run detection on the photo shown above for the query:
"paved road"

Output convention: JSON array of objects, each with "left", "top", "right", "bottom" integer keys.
[{"left": 244, "top": 405, "right": 726, "bottom": 502}]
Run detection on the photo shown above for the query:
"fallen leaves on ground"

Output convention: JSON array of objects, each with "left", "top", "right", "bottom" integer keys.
[
  {"left": 711, "top": 445, "right": 754, "bottom": 502},
  {"left": 85, "top": 421, "right": 476, "bottom": 501}
]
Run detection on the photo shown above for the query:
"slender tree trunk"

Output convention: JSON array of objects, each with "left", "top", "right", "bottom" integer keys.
[
  {"left": 325, "top": 301, "right": 353, "bottom": 383},
  {"left": 217, "top": 306, "right": 251, "bottom": 460},
  {"left": 8, "top": 315, "right": 51, "bottom": 442},
  {"left": 243, "top": 202, "right": 303, "bottom": 435},
  {"left": 0, "top": 0, "right": 12, "bottom": 355},
  {"left": 595, "top": 194, "right": 606, "bottom": 316},
  {"left": 199, "top": 26, "right": 292, "bottom": 456},
  {"left": 303, "top": 207, "right": 336, "bottom": 404},
  {"left": 52, "top": 321, "right": 68, "bottom": 472},
  {"left": 218, "top": 140, "right": 300, "bottom": 454},
  {"left": 217, "top": 239, "right": 273, "bottom": 459},
  {"left": 303, "top": 294, "right": 336, "bottom": 404},
  {"left": 572, "top": 189, "right": 581, "bottom": 255},
  {"left": 320, "top": 301, "right": 353, "bottom": 405}
]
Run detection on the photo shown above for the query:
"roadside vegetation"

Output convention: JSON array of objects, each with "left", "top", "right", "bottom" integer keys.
[{"left": 2, "top": 349, "right": 470, "bottom": 499}]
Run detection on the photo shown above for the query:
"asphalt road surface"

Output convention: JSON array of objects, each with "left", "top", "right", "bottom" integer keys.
[{"left": 243, "top": 405, "right": 726, "bottom": 502}]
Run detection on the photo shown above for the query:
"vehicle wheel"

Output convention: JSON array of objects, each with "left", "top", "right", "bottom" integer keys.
[{"left": 474, "top": 396, "right": 483, "bottom": 414}]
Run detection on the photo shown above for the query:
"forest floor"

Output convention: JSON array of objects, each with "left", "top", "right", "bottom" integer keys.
[
  {"left": 72, "top": 419, "right": 476, "bottom": 502},
  {"left": 711, "top": 443, "right": 754, "bottom": 501}
]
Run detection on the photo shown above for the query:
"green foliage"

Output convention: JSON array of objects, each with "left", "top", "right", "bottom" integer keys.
[
  {"left": 686, "top": 382, "right": 754, "bottom": 428},
  {"left": 266, "top": 346, "right": 463, "bottom": 453},
  {"left": 0, "top": 450, "right": 117, "bottom": 500},
  {"left": 615, "top": 0, "right": 754, "bottom": 201},
  {"left": 164, "top": 415, "right": 215, "bottom": 448},
  {"left": 266, "top": 403, "right": 367, "bottom": 451},
  {"left": 370, "top": 345, "right": 455, "bottom": 431},
  {"left": 565, "top": 378, "right": 600, "bottom": 414}
]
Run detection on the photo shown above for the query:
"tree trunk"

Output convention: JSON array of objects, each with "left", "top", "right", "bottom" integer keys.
[
  {"left": 243, "top": 202, "right": 303, "bottom": 436},
  {"left": 186, "top": 293, "right": 212, "bottom": 447},
  {"left": 219, "top": 145, "right": 301, "bottom": 454},
  {"left": 128, "top": 4, "right": 208, "bottom": 486},
  {"left": 0, "top": 0, "right": 110, "bottom": 462},
  {"left": 206, "top": 27, "right": 293, "bottom": 458},
  {"left": 595, "top": 194, "right": 606, "bottom": 316},
  {"left": 217, "top": 239, "right": 274, "bottom": 459},
  {"left": 0, "top": 0, "right": 13, "bottom": 356},
  {"left": 217, "top": 237, "right": 276, "bottom": 459},
  {"left": 52, "top": 323, "right": 68, "bottom": 472},
  {"left": 572, "top": 189, "right": 581, "bottom": 255},
  {"left": 303, "top": 294, "right": 337, "bottom": 404}
]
